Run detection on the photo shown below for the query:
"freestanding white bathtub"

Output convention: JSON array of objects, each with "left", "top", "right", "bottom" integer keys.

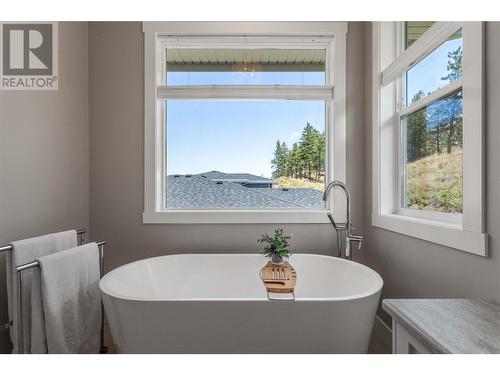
[{"left": 100, "top": 254, "right": 383, "bottom": 353}]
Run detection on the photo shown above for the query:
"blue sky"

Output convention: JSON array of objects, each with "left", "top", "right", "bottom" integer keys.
[
  {"left": 166, "top": 36, "right": 462, "bottom": 178},
  {"left": 167, "top": 99, "right": 325, "bottom": 178},
  {"left": 166, "top": 71, "right": 325, "bottom": 178},
  {"left": 406, "top": 37, "right": 462, "bottom": 103}
]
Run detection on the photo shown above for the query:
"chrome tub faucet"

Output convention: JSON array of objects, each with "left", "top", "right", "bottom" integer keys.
[{"left": 323, "top": 181, "right": 363, "bottom": 259}]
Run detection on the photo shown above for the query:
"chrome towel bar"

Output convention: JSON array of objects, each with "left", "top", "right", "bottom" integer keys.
[
  {"left": 0, "top": 229, "right": 86, "bottom": 254},
  {"left": 0, "top": 230, "right": 86, "bottom": 334},
  {"left": 0, "top": 229, "right": 107, "bottom": 354}
]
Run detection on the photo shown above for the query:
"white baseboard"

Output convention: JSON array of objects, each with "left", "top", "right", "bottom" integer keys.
[{"left": 373, "top": 314, "right": 392, "bottom": 352}]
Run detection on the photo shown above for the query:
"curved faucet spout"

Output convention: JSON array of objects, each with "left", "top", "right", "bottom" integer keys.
[
  {"left": 323, "top": 181, "right": 362, "bottom": 259},
  {"left": 323, "top": 181, "right": 351, "bottom": 230}
]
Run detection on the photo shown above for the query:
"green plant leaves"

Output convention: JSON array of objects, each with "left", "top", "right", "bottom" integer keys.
[{"left": 258, "top": 228, "right": 292, "bottom": 258}]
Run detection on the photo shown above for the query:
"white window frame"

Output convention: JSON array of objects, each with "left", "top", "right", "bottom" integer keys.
[
  {"left": 143, "top": 22, "right": 348, "bottom": 224},
  {"left": 372, "top": 22, "right": 487, "bottom": 256}
]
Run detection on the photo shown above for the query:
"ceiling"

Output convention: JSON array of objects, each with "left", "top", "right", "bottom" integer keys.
[
  {"left": 166, "top": 48, "right": 326, "bottom": 72},
  {"left": 406, "top": 21, "right": 462, "bottom": 48}
]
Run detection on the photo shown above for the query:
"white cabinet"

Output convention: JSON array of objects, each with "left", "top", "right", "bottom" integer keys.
[
  {"left": 384, "top": 299, "right": 500, "bottom": 354},
  {"left": 392, "top": 319, "right": 431, "bottom": 354}
]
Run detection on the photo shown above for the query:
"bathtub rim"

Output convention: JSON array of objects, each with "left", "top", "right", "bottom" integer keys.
[{"left": 99, "top": 253, "right": 383, "bottom": 303}]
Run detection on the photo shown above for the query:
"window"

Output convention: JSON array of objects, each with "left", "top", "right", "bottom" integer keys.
[
  {"left": 165, "top": 100, "right": 326, "bottom": 209},
  {"left": 143, "top": 22, "right": 347, "bottom": 223},
  {"left": 400, "top": 24, "right": 464, "bottom": 220},
  {"left": 405, "top": 26, "right": 462, "bottom": 104},
  {"left": 401, "top": 89, "right": 463, "bottom": 216},
  {"left": 372, "top": 22, "right": 487, "bottom": 256}
]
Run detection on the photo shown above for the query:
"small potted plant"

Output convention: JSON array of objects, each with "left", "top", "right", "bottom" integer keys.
[{"left": 258, "top": 228, "right": 292, "bottom": 265}]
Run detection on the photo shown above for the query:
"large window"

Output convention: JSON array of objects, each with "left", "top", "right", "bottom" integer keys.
[
  {"left": 144, "top": 23, "right": 347, "bottom": 223},
  {"left": 372, "top": 22, "right": 486, "bottom": 256},
  {"left": 165, "top": 100, "right": 326, "bottom": 209}
]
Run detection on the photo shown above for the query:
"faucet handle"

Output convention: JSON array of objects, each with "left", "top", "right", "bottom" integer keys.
[
  {"left": 327, "top": 213, "right": 339, "bottom": 229},
  {"left": 350, "top": 234, "right": 364, "bottom": 250}
]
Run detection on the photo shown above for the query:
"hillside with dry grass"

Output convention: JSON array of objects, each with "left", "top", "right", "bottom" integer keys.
[
  {"left": 406, "top": 147, "right": 463, "bottom": 213},
  {"left": 276, "top": 176, "right": 324, "bottom": 192},
  {"left": 275, "top": 148, "right": 462, "bottom": 213}
]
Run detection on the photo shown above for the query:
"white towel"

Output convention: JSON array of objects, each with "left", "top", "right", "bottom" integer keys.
[
  {"left": 38, "top": 243, "right": 101, "bottom": 354},
  {"left": 6, "top": 230, "right": 77, "bottom": 353}
]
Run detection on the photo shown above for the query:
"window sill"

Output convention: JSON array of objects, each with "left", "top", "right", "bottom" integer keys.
[
  {"left": 372, "top": 213, "right": 487, "bottom": 257},
  {"left": 143, "top": 209, "right": 338, "bottom": 224}
]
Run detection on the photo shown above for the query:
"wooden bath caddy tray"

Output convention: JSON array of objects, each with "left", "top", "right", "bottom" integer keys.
[{"left": 260, "top": 261, "right": 297, "bottom": 300}]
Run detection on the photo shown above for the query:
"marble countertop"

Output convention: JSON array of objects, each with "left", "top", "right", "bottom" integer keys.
[{"left": 382, "top": 299, "right": 500, "bottom": 354}]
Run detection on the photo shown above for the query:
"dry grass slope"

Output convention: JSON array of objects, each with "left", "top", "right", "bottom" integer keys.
[
  {"left": 407, "top": 147, "right": 463, "bottom": 213},
  {"left": 275, "top": 149, "right": 462, "bottom": 213},
  {"left": 276, "top": 176, "right": 324, "bottom": 192}
]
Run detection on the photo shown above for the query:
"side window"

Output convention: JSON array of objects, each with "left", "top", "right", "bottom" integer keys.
[
  {"left": 401, "top": 24, "right": 464, "bottom": 215},
  {"left": 372, "top": 22, "right": 486, "bottom": 255}
]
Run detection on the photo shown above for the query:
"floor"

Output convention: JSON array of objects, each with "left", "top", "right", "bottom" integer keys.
[
  {"left": 103, "top": 324, "right": 116, "bottom": 353},
  {"left": 104, "top": 325, "right": 391, "bottom": 354},
  {"left": 367, "top": 331, "right": 391, "bottom": 354}
]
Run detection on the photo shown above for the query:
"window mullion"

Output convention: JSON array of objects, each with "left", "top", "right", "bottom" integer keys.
[{"left": 398, "top": 78, "right": 463, "bottom": 118}]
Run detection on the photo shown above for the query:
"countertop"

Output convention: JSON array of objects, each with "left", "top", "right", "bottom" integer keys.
[{"left": 382, "top": 299, "right": 500, "bottom": 354}]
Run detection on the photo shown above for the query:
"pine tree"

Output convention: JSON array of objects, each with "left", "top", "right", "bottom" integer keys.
[
  {"left": 289, "top": 143, "right": 301, "bottom": 178},
  {"left": 316, "top": 131, "right": 326, "bottom": 182},
  {"left": 406, "top": 45, "right": 463, "bottom": 162},
  {"left": 441, "top": 46, "right": 462, "bottom": 82},
  {"left": 299, "top": 123, "right": 321, "bottom": 180},
  {"left": 406, "top": 91, "right": 426, "bottom": 162},
  {"left": 271, "top": 141, "right": 289, "bottom": 178},
  {"left": 270, "top": 123, "right": 325, "bottom": 182}
]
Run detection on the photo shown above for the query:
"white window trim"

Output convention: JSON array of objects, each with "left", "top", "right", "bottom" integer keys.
[
  {"left": 143, "top": 22, "right": 348, "bottom": 224},
  {"left": 372, "top": 22, "right": 487, "bottom": 256}
]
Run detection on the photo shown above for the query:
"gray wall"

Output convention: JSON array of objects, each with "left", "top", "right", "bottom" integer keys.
[
  {"left": 0, "top": 22, "right": 90, "bottom": 352},
  {"left": 360, "top": 22, "right": 500, "bottom": 325},
  {"left": 88, "top": 22, "right": 366, "bottom": 272}
]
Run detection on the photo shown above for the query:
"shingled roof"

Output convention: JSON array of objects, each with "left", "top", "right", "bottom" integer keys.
[
  {"left": 166, "top": 174, "right": 323, "bottom": 209},
  {"left": 197, "top": 171, "right": 275, "bottom": 184}
]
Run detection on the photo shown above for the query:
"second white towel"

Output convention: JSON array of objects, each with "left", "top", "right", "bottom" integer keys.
[
  {"left": 6, "top": 230, "right": 77, "bottom": 353},
  {"left": 38, "top": 243, "right": 102, "bottom": 354}
]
